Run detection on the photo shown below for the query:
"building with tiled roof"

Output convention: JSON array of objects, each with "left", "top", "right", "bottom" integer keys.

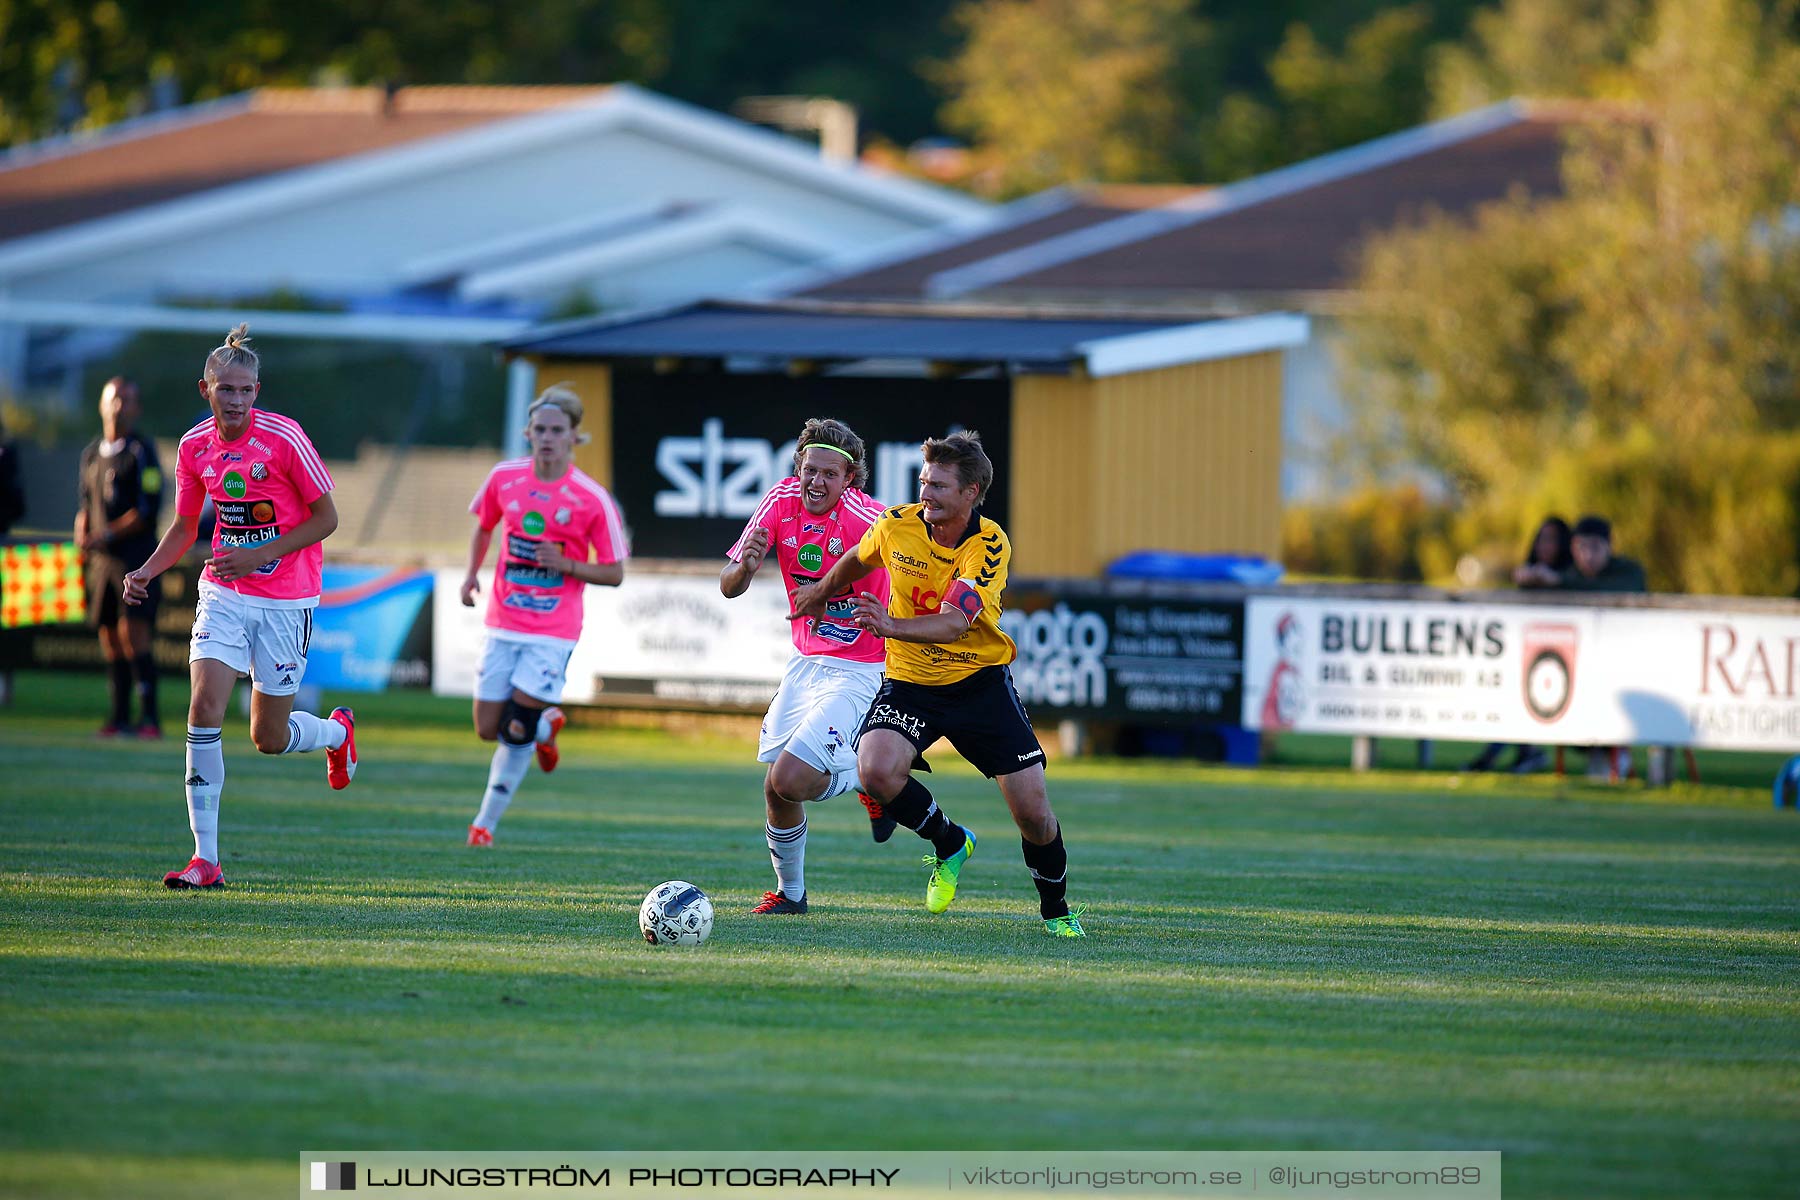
[
  {"left": 0, "top": 83, "right": 990, "bottom": 402},
  {"left": 789, "top": 100, "right": 1608, "bottom": 495}
]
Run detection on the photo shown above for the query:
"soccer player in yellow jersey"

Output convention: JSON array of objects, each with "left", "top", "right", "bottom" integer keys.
[{"left": 790, "top": 431, "right": 1085, "bottom": 937}]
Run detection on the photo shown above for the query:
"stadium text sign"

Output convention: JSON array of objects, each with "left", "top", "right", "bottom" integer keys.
[
  {"left": 1241, "top": 597, "right": 1800, "bottom": 751},
  {"left": 608, "top": 372, "right": 1009, "bottom": 558}
]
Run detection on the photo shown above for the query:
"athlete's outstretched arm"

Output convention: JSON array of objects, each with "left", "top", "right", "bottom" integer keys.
[
  {"left": 123, "top": 511, "right": 201, "bottom": 605},
  {"left": 788, "top": 546, "right": 878, "bottom": 618},
  {"left": 851, "top": 592, "right": 971, "bottom": 645},
  {"left": 207, "top": 493, "right": 338, "bottom": 583}
]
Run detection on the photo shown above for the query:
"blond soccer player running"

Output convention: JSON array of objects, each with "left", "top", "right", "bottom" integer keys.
[
  {"left": 460, "top": 387, "right": 627, "bottom": 846},
  {"left": 124, "top": 324, "right": 355, "bottom": 889}
]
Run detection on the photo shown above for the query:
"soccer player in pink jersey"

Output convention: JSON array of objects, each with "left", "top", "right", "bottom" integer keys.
[
  {"left": 720, "top": 417, "right": 892, "bottom": 915},
  {"left": 122, "top": 324, "right": 356, "bottom": 890},
  {"left": 460, "top": 385, "right": 628, "bottom": 846}
]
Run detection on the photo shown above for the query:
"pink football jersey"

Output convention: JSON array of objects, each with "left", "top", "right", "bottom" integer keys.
[
  {"left": 728, "top": 481, "right": 889, "bottom": 663},
  {"left": 175, "top": 409, "right": 333, "bottom": 603},
  {"left": 471, "top": 459, "right": 628, "bottom": 641}
]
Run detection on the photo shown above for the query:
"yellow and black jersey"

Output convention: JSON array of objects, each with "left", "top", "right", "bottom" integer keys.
[{"left": 856, "top": 502, "right": 1015, "bottom": 686}]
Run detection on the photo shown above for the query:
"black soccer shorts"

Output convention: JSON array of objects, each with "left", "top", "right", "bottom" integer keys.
[{"left": 857, "top": 665, "right": 1046, "bottom": 779}]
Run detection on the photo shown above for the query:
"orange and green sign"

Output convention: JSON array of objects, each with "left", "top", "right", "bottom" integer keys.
[{"left": 0, "top": 541, "right": 85, "bottom": 629}]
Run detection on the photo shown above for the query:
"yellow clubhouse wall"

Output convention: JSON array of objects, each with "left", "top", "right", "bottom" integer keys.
[{"left": 1010, "top": 352, "right": 1284, "bottom": 577}]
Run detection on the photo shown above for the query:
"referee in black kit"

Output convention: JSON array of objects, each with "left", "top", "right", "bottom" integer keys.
[{"left": 76, "top": 376, "right": 165, "bottom": 738}]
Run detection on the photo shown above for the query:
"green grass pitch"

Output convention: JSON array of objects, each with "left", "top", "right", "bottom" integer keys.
[{"left": 2, "top": 672, "right": 1797, "bottom": 1199}]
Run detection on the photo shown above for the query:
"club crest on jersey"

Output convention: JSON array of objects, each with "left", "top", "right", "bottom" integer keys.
[
  {"left": 828, "top": 537, "right": 843, "bottom": 555},
  {"left": 554, "top": 507, "right": 572, "bottom": 525},
  {"left": 249, "top": 461, "right": 268, "bottom": 481}
]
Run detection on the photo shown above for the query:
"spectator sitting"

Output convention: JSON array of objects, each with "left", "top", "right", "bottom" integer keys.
[
  {"left": 1468, "top": 516, "right": 1573, "bottom": 774},
  {"left": 1560, "top": 515, "right": 1647, "bottom": 593},
  {"left": 1511, "top": 515, "right": 1574, "bottom": 589}
]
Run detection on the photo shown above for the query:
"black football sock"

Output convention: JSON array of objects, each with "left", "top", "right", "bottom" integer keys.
[
  {"left": 1022, "top": 828, "right": 1069, "bottom": 919},
  {"left": 132, "top": 652, "right": 159, "bottom": 727},
  {"left": 107, "top": 657, "right": 132, "bottom": 727},
  {"left": 884, "top": 777, "right": 965, "bottom": 858}
]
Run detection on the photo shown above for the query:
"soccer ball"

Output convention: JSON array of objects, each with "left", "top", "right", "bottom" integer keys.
[{"left": 639, "top": 880, "right": 714, "bottom": 947}]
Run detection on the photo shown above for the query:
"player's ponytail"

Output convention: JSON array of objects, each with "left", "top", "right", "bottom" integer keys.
[{"left": 205, "top": 323, "right": 260, "bottom": 380}]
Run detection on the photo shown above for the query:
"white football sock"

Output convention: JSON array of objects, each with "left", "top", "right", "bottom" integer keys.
[
  {"left": 823, "top": 766, "right": 862, "bottom": 801},
  {"left": 535, "top": 709, "right": 559, "bottom": 743},
  {"left": 281, "top": 709, "right": 344, "bottom": 754},
  {"left": 474, "top": 741, "right": 534, "bottom": 832},
  {"left": 766, "top": 817, "right": 807, "bottom": 899},
  {"left": 184, "top": 726, "right": 224, "bottom": 862}
]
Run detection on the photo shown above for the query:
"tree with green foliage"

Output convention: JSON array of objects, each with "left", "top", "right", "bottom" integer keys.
[
  {"left": 1428, "top": 0, "right": 1645, "bottom": 116},
  {"left": 1343, "top": 0, "right": 1800, "bottom": 595},
  {"left": 1205, "top": 6, "right": 1438, "bottom": 180},
  {"left": 934, "top": 0, "right": 1207, "bottom": 197}
]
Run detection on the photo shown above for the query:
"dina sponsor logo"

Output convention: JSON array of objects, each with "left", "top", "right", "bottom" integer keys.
[
  {"left": 797, "top": 542, "right": 825, "bottom": 573},
  {"left": 521, "top": 511, "right": 546, "bottom": 537},
  {"left": 221, "top": 470, "right": 247, "bottom": 499}
]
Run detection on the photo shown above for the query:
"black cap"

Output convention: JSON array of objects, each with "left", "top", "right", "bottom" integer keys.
[{"left": 1572, "top": 515, "right": 1612, "bottom": 540}]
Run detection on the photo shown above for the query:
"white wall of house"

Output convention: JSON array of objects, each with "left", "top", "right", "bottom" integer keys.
[{"left": 0, "top": 86, "right": 991, "bottom": 389}]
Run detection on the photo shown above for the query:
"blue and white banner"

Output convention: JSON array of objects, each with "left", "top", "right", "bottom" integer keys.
[{"left": 309, "top": 566, "right": 434, "bottom": 691}]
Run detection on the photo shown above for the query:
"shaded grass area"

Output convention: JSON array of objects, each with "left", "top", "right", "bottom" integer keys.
[{"left": 1, "top": 672, "right": 1797, "bottom": 1199}]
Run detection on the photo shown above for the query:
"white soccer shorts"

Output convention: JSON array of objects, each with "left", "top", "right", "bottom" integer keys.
[
  {"left": 758, "top": 654, "right": 884, "bottom": 776},
  {"left": 475, "top": 632, "right": 576, "bottom": 704},
  {"left": 189, "top": 578, "right": 314, "bottom": 697}
]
